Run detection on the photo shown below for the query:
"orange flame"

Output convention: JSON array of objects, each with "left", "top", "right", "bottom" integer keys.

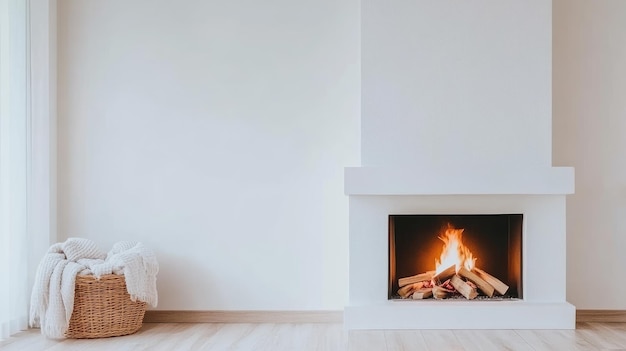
[{"left": 435, "top": 224, "right": 476, "bottom": 275}]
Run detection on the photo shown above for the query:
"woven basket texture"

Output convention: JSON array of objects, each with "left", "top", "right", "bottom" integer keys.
[{"left": 66, "top": 274, "right": 146, "bottom": 339}]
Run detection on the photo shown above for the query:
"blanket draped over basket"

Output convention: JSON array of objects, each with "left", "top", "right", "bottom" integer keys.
[{"left": 29, "top": 238, "right": 159, "bottom": 339}]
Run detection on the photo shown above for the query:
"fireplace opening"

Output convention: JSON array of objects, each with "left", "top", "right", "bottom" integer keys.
[{"left": 389, "top": 214, "right": 522, "bottom": 300}]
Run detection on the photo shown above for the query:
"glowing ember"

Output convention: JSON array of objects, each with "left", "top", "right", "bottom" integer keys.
[{"left": 435, "top": 224, "right": 476, "bottom": 275}]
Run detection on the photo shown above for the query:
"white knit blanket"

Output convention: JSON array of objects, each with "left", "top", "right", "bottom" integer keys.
[{"left": 29, "top": 238, "right": 159, "bottom": 339}]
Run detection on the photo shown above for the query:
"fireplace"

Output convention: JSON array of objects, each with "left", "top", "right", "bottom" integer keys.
[
  {"left": 343, "top": 190, "right": 574, "bottom": 329},
  {"left": 346, "top": 0, "right": 575, "bottom": 330},
  {"left": 389, "top": 214, "right": 522, "bottom": 301}
]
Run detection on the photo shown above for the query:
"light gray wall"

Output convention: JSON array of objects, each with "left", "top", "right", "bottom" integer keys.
[
  {"left": 553, "top": 0, "right": 626, "bottom": 309},
  {"left": 57, "top": 0, "right": 626, "bottom": 311},
  {"left": 57, "top": 0, "right": 360, "bottom": 310}
]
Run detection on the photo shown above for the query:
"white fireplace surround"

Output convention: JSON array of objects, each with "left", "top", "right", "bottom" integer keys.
[
  {"left": 350, "top": 0, "right": 574, "bottom": 329},
  {"left": 344, "top": 166, "right": 575, "bottom": 329}
]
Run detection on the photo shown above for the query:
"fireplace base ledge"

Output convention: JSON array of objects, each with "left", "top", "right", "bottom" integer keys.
[{"left": 344, "top": 302, "right": 575, "bottom": 329}]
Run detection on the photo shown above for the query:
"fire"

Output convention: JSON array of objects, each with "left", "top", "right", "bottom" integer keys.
[{"left": 435, "top": 224, "right": 476, "bottom": 275}]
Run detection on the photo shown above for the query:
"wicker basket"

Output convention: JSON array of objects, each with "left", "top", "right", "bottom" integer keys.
[{"left": 66, "top": 274, "right": 147, "bottom": 339}]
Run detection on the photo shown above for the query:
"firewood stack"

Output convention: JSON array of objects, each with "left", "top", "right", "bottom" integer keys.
[{"left": 396, "top": 265, "right": 509, "bottom": 300}]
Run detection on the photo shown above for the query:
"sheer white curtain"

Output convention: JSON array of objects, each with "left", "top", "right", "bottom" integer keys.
[{"left": 0, "top": 0, "right": 30, "bottom": 340}]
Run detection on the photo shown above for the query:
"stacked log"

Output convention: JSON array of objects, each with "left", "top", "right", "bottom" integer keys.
[{"left": 396, "top": 265, "right": 509, "bottom": 300}]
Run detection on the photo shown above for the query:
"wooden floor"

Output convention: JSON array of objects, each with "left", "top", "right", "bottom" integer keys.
[{"left": 2, "top": 322, "right": 626, "bottom": 350}]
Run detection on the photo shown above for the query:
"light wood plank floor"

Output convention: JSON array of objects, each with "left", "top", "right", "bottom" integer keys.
[{"left": 2, "top": 322, "right": 626, "bottom": 351}]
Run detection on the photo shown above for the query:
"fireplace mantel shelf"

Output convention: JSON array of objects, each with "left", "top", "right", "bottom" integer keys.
[{"left": 344, "top": 166, "right": 574, "bottom": 195}]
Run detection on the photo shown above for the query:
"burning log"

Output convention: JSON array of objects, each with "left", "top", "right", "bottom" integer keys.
[
  {"left": 474, "top": 267, "right": 509, "bottom": 295},
  {"left": 397, "top": 282, "right": 423, "bottom": 298},
  {"left": 412, "top": 288, "right": 433, "bottom": 300},
  {"left": 432, "top": 265, "right": 455, "bottom": 284},
  {"left": 432, "top": 285, "right": 454, "bottom": 299},
  {"left": 450, "top": 275, "right": 478, "bottom": 300},
  {"left": 395, "top": 267, "right": 507, "bottom": 300},
  {"left": 439, "top": 278, "right": 455, "bottom": 292},
  {"left": 458, "top": 267, "right": 495, "bottom": 297},
  {"left": 398, "top": 271, "right": 435, "bottom": 288},
  {"left": 397, "top": 284, "right": 414, "bottom": 298}
]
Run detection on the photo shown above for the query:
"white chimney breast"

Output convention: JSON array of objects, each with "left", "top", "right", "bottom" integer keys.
[{"left": 362, "top": 0, "right": 552, "bottom": 168}]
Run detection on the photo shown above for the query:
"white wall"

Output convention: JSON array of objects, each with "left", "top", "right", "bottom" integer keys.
[
  {"left": 56, "top": 0, "right": 626, "bottom": 312},
  {"left": 362, "top": 0, "right": 552, "bottom": 169},
  {"left": 57, "top": 0, "right": 360, "bottom": 310},
  {"left": 553, "top": 0, "right": 626, "bottom": 309}
]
